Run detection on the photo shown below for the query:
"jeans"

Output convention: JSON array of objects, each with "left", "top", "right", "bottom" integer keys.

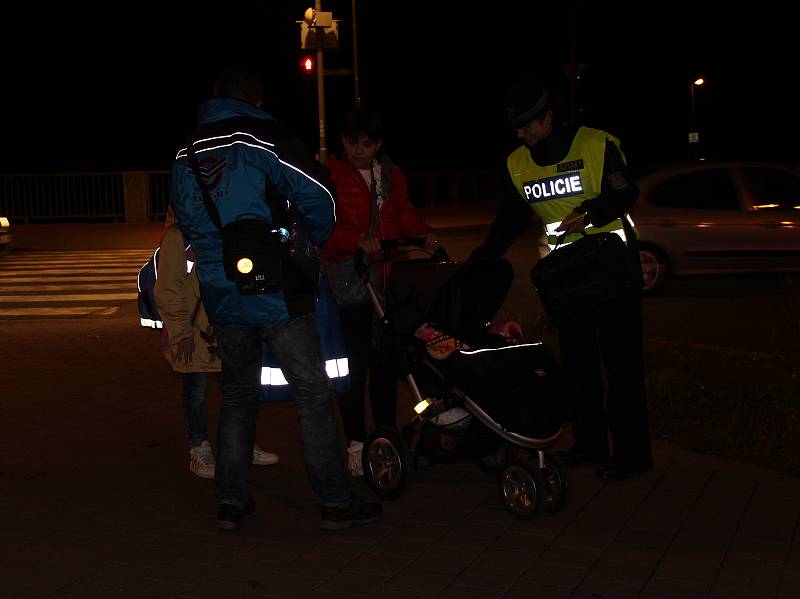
[
  {"left": 182, "top": 372, "right": 209, "bottom": 447},
  {"left": 214, "top": 314, "right": 351, "bottom": 507}
]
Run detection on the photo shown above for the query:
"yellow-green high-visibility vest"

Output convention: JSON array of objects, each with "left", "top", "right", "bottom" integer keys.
[{"left": 507, "top": 127, "right": 629, "bottom": 250}]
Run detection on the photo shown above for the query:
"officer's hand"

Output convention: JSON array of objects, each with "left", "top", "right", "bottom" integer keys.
[
  {"left": 175, "top": 337, "right": 195, "bottom": 365},
  {"left": 555, "top": 211, "right": 586, "bottom": 235},
  {"left": 357, "top": 235, "right": 381, "bottom": 255},
  {"left": 423, "top": 232, "right": 440, "bottom": 251}
]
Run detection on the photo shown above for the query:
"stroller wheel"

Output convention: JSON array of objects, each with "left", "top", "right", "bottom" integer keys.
[
  {"left": 363, "top": 427, "right": 409, "bottom": 500},
  {"left": 498, "top": 461, "right": 544, "bottom": 519},
  {"left": 540, "top": 452, "right": 570, "bottom": 513}
]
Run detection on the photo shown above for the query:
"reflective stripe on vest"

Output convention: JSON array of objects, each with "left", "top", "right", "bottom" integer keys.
[{"left": 544, "top": 214, "right": 637, "bottom": 251}]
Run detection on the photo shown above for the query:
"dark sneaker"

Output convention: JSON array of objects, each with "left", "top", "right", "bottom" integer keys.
[
  {"left": 217, "top": 498, "right": 256, "bottom": 531},
  {"left": 321, "top": 495, "right": 382, "bottom": 531},
  {"left": 596, "top": 460, "right": 654, "bottom": 481}
]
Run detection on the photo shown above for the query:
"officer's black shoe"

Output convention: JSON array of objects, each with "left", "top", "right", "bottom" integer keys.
[
  {"left": 556, "top": 444, "right": 609, "bottom": 467},
  {"left": 596, "top": 460, "right": 654, "bottom": 481},
  {"left": 217, "top": 498, "right": 256, "bottom": 531}
]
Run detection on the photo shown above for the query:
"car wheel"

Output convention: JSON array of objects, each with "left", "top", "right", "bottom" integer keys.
[{"left": 639, "top": 245, "right": 669, "bottom": 292}]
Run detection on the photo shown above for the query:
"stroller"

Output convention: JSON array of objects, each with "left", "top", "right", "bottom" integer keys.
[{"left": 354, "top": 238, "right": 575, "bottom": 519}]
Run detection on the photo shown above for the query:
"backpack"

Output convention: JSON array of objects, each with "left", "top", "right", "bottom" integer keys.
[
  {"left": 137, "top": 240, "right": 350, "bottom": 400},
  {"left": 137, "top": 246, "right": 163, "bottom": 329},
  {"left": 137, "top": 242, "right": 196, "bottom": 330}
]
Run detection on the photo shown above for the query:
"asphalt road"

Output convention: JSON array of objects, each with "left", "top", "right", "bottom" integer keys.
[{"left": 4, "top": 221, "right": 798, "bottom": 355}]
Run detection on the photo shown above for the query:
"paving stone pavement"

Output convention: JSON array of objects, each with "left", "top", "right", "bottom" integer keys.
[
  {"left": 3, "top": 215, "right": 799, "bottom": 599},
  {"left": 4, "top": 307, "right": 800, "bottom": 599}
]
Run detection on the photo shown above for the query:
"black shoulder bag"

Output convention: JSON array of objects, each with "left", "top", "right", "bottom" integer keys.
[
  {"left": 530, "top": 215, "right": 638, "bottom": 325},
  {"left": 186, "top": 145, "right": 286, "bottom": 295}
]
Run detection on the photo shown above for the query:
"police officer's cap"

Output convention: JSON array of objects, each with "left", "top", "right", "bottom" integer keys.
[{"left": 505, "top": 77, "right": 550, "bottom": 128}]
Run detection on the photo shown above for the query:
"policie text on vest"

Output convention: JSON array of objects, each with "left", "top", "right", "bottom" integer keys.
[{"left": 523, "top": 173, "right": 583, "bottom": 203}]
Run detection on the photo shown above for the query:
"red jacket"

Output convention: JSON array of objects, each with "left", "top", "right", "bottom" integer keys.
[{"left": 322, "top": 155, "right": 432, "bottom": 262}]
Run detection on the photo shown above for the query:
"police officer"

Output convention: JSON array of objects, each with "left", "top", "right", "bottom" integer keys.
[{"left": 469, "top": 75, "right": 653, "bottom": 480}]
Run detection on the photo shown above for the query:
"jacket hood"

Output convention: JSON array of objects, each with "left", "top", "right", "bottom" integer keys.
[{"left": 197, "top": 98, "right": 274, "bottom": 126}]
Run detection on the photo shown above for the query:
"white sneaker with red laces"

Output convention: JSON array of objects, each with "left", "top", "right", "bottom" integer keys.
[
  {"left": 189, "top": 440, "right": 215, "bottom": 479},
  {"left": 252, "top": 445, "right": 279, "bottom": 466}
]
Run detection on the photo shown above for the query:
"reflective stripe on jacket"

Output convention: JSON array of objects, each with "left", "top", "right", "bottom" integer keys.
[{"left": 171, "top": 98, "right": 335, "bottom": 325}]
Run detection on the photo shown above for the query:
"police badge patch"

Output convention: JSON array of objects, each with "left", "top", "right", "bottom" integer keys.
[{"left": 557, "top": 159, "right": 584, "bottom": 173}]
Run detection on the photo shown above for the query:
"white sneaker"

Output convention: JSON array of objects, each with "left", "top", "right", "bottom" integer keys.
[
  {"left": 346, "top": 441, "right": 364, "bottom": 477},
  {"left": 252, "top": 444, "right": 279, "bottom": 466},
  {"left": 189, "top": 440, "right": 215, "bottom": 479}
]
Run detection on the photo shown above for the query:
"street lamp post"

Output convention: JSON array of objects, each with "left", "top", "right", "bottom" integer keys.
[{"left": 689, "top": 77, "right": 704, "bottom": 158}]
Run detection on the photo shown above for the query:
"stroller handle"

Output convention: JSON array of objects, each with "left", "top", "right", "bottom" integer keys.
[{"left": 354, "top": 238, "right": 450, "bottom": 276}]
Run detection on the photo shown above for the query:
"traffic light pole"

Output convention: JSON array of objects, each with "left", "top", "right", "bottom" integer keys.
[
  {"left": 315, "top": 1, "right": 328, "bottom": 163},
  {"left": 351, "top": 0, "right": 360, "bottom": 106}
]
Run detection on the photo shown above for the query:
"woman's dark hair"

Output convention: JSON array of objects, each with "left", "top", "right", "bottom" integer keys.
[{"left": 340, "top": 106, "right": 384, "bottom": 144}]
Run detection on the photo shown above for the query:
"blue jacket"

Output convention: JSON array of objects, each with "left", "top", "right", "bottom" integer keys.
[{"left": 171, "top": 98, "right": 336, "bottom": 324}]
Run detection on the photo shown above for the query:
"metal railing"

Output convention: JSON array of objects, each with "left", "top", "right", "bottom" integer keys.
[
  {"left": 148, "top": 171, "right": 171, "bottom": 222},
  {"left": 0, "top": 173, "right": 126, "bottom": 224},
  {"left": 0, "top": 168, "right": 501, "bottom": 224}
]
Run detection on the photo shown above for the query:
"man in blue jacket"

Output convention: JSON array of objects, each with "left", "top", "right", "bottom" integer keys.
[{"left": 171, "top": 66, "right": 381, "bottom": 531}]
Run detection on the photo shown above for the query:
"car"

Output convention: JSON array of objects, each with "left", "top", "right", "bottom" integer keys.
[
  {"left": 630, "top": 160, "right": 800, "bottom": 291},
  {"left": 0, "top": 216, "right": 10, "bottom": 253}
]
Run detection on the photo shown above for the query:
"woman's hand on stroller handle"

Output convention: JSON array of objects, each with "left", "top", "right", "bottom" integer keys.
[{"left": 354, "top": 237, "right": 450, "bottom": 272}]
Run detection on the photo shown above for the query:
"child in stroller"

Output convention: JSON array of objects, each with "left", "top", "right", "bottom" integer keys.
[{"left": 355, "top": 238, "right": 575, "bottom": 518}]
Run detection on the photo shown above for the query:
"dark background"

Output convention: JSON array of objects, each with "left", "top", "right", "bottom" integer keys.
[{"left": 4, "top": 2, "right": 796, "bottom": 176}]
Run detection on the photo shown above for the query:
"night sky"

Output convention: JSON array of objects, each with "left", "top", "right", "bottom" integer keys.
[{"left": 5, "top": 2, "right": 797, "bottom": 176}]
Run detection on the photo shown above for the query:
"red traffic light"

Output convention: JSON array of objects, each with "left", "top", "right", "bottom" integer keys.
[{"left": 300, "top": 55, "right": 315, "bottom": 74}]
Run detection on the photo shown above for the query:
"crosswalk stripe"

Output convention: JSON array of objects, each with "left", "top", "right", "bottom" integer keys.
[
  {"left": 0, "top": 248, "right": 148, "bottom": 318},
  {"left": 10, "top": 250, "right": 153, "bottom": 256},
  {"left": 4, "top": 255, "right": 150, "bottom": 268},
  {"left": 0, "top": 306, "right": 120, "bottom": 317},
  {"left": 0, "top": 283, "right": 135, "bottom": 292},
  {"left": 0, "top": 269, "right": 140, "bottom": 276},
  {"left": 0, "top": 293, "right": 137, "bottom": 302},
  {"left": 0, "top": 276, "right": 136, "bottom": 283}
]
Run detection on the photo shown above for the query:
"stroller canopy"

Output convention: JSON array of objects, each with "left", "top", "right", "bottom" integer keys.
[{"left": 385, "top": 258, "right": 513, "bottom": 337}]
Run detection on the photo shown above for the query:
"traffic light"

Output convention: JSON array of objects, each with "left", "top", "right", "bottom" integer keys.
[{"left": 300, "top": 55, "right": 315, "bottom": 75}]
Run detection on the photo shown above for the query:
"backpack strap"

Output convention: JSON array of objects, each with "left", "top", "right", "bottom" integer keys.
[{"left": 185, "top": 138, "right": 224, "bottom": 232}]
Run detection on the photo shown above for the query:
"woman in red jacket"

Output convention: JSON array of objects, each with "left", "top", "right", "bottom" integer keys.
[{"left": 322, "top": 107, "right": 438, "bottom": 476}]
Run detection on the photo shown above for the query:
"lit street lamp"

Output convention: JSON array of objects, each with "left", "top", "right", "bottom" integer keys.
[{"left": 689, "top": 77, "right": 704, "bottom": 155}]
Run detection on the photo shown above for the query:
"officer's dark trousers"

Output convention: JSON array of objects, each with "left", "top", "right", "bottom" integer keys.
[{"left": 556, "top": 290, "right": 653, "bottom": 467}]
